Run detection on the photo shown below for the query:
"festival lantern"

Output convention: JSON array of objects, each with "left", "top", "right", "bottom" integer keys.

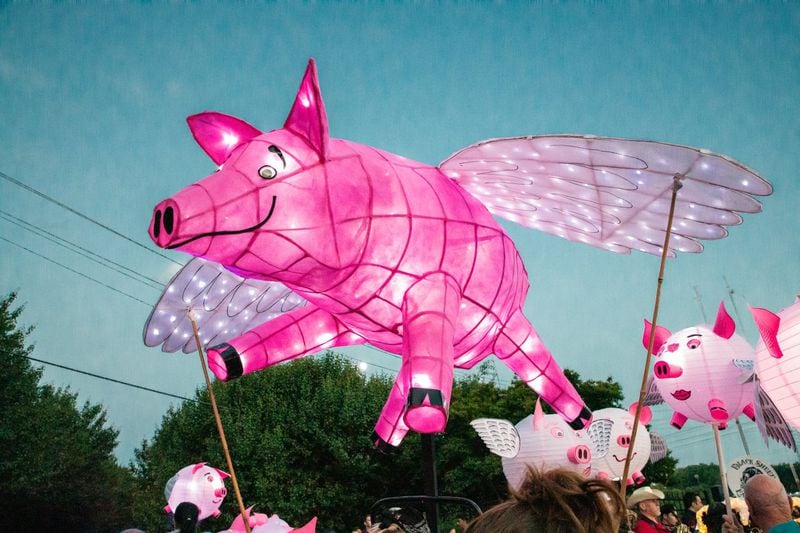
[
  {"left": 144, "top": 58, "right": 772, "bottom": 453},
  {"left": 219, "top": 507, "right": 317, "bottom": 533},
  {"left": 164, "top": 463, "right": 229, "bottom": 520},
  {"left": 586, "top": 405, "right": 667, "bottom": 486},
  {"left": 471, "top": 399, "right": 593, "bottom": 489},
  {"left": 751, "top": 298, "right": 800, "bottom": 431}
]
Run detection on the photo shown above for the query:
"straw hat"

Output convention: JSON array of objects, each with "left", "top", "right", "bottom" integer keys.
[{"left": 627, "top": 486, "right": 665, "bottom": 509}]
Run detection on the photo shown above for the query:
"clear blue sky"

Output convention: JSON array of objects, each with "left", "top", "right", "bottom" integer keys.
[{"left": 1, "top": 2, "right": 798, "bottom": 471}]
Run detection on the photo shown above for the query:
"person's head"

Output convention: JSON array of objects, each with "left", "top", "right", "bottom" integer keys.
[
  {"left": 173, "top": 501, "right": 200, "bottom": 533},
  {"left": 744, "top": 474, "right": 792, "bottom": 531},
  {"left": 683, "top": 492, "right": 703, "bottom": 512},
  {"left": 660, "top": 504, "right": 680, "bottom": 526},
  {"left": 701, "top": 502, "right": 727, "bottom": 533},
  {"left": 464, "top": 466, "right": 624, "bottom": 533},
  {"left": 628, "top": 486, "right": 664, "bottom": 521}
]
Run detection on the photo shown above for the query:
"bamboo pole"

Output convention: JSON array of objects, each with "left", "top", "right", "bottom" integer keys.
[
  {"left": 712, "top": 423, "right": 733, "bottom": 517},
  {"left": 189, "top": 312, "right": 251, "bottom": 533},
  {"left": 620, "top": 174, "right": 683, "bottom": 501}
]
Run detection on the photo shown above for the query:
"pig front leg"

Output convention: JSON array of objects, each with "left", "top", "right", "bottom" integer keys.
[
  {"left": 372, "top": 364, "right": 411, "bottom": 450},
  {"left": 207, "top": 306, "right": 365, "bottom": 381},
  {"left": 670, "top": 411, "right": 688, "bottom": 429},
  {"left": 400, "top": 273, "right": 461, "bottom": 434},
  {"left": 494, "top": 310, "right": 591, "bottom": 429}
]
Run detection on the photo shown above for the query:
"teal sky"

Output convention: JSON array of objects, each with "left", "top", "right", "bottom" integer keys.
[{"left": 1, "top": 2, "right": 798, "bottom": 472}]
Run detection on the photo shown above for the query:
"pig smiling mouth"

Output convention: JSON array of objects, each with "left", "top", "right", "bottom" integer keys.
[{"left": 167, "top": 196, "right": 277, "bottom": 249}]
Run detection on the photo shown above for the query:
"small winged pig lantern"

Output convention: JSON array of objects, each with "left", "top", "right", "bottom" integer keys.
[
  {"left": 164, "top": 463, "right": 229, "bottom": 520},
  {"left": 471, "top": 399, "right": 593, "bottom": 489},
  {"left": 642, "top": 302, "right": 795, "bottom": 450},
  {"left": 145, "top": 58, "right": 772, "bottom": 449},
  {"left": 586, "top": 404, "right": 667, "bottom": 486},
  {"left": 751, "top": 298, "right": 800, "bottom": 431}
]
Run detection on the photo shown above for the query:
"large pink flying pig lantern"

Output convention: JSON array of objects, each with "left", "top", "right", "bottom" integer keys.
[{"left": 145, "top": 59, "right": 772, "bottom": 449}]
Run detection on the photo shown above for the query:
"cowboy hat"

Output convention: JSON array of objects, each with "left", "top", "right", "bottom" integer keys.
[{"left": 627, "top": 486, "right": 665, "bottom": 509}]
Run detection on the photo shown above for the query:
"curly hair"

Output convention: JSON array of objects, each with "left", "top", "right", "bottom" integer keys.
[{"left": 464, "top": 467, "right": 625, "bottom": 533}]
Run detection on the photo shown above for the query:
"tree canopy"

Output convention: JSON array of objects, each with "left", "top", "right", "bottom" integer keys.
[{"left": 0, "top": 292, "right": 135, "bottom": 532}]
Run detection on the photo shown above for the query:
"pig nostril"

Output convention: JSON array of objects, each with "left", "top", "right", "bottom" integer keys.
[
  {"left": 163, "top": 206, "right": 175, "bottom": 234},
  {"left": 153, "top": 210, "right": 162, "bottom": 238}
]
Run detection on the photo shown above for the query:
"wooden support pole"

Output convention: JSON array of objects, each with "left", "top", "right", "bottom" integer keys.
[
  {"left": 621, "top": 175, "right": 683, "bottom": 501},
  {"left": 189, "top": 312, "right": 251, "bottom": 533},
  {"left": 712, "top": 423, "right": 733, "bottom": 518}
]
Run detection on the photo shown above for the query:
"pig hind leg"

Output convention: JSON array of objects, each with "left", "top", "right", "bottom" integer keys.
[
  {"left": 494, "top": 310, "right": 591, "bottom": 429},
  {"left": 207, "top": 306, "right": 365, "bottom": 381}
]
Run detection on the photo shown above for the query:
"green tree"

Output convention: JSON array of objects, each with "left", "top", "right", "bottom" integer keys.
[
  {"left": 0, "top": 292, "right": 135, "bottom": 532},
  {"left": 133, "top": 356, "right": 630, "bottom": 530}
]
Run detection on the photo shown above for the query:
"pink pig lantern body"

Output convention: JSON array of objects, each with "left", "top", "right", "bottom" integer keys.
[
  {"left": 164, "top": 463, "right": 229, "bottom": 520},
  {"left": 586, "top": 405, "right": 666, "bottom": 486},
  {"left": 145, "top": 59, "right": 771, "bottom": 449},
  {"left": 643, "top": 302, "right": 756, "bottom": 429},
  {"left": 471, "top": 399, "right": 593, "bottom": 489},
  {"left": 751, "top": 299, "right": 800, "bottom": 430}
]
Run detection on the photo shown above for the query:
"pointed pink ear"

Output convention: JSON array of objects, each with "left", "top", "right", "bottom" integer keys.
[
  {"left": 629, "top": 402, "right": 652, "bottom": 425},
  {"left": 532, "top": 398, "right": 545, "bottom": 431},
  {"left": 191, "top": 462, "right": 206, "bottom": 474},
  {"left": 750, "top": 306, "right": 783, "bottom": 358},
  {"left": 284, "top": 58, "right": 329, "bottom": 162},
  {"left": 214, "top": 467, "right": 230, "bottom": 479},
  {"left": 643, "top": 320, "right": 671, "bottom": 352},
  {"left": 187, "top": 112, "right": 263, "bottom": 166},
  {"left": 713, "top": 301, "right": 736, "bottom": 339}
]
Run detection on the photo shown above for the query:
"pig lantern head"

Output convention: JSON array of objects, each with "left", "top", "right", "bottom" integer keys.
[
  {"left": 751, "top": 298, "right": 800, "bottom": 431},
  {"left": 586, "top": 404, "right": 666, "bottom": 486},
  {"left": 145, "top": 58, "right": 772, "bottom": 449},
  {"left": 643, "top": 302, "right": 756, "bottom": 429},
  {"left": 164, "top": 462, "right": 229, "bottom": 520},
  {"left": 471, "top": 399, "right": 593, "bottom": 490}
]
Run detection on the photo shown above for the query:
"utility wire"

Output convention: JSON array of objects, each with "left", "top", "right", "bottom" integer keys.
[
  {"left": 0, "top": 210, "right": 164, "bottom": 290},
  {"left": 0, "top": 169, "right": 183, "bottom": 266},
  {"left": 1, "top": 236, "right": 153, "bottom": 307},
  {"left": 26, "top": 355, "right": 202, "bottom": 404}
]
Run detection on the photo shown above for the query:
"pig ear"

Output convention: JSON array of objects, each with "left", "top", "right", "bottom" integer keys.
[
  {"left": 750, "top": 306, "right": 783, "bottom": 359},
  {"left": 187, "top": 112, "right": 263, "bottom": 166},
  {"left": 214, "top": 467, "right": 230, "bottom": 480},
  {"left": 629, "top": 402, "right": 652, "bottom": 425},
  {"left": 713, "top": 301, "right": 736, "bottom": 339},
  {"left": 284, "top": 58, "right": 329, "bottom": 162},
  {"left": 191, "top": 462, "right": 206, "bottom": 474},
  {"left": 643, "top": 319, "right": 671, "bottom": 353},
  {"left": 532, "top": 398, "right": 544, "bottom": 431}
]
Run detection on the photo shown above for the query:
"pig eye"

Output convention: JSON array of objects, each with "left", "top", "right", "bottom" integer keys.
[
  {"left": 550, "top": 427, "right": 565, "bottom": 438},
  {"left": 687, "top": 338, "right": 701, "bottom": 349},
  {"left": 206, "top": 474, "right": 213, "bottom": 482},
  {"left": 258, "top": 165, "right": 277, "bottom": 180}
]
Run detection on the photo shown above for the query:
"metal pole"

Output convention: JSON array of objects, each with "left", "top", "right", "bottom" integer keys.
[
  {"left": 621, "top": 175, "right": 684, "bottom": 500},
  {"left": 734, "top": 418, "right": 751, "bottom": 456},
  {"left": 421, "top": 434, "right": 440, "bottom": 532},
  {"left": 189, "top": 313, "right": 251, "bottom": 533}
]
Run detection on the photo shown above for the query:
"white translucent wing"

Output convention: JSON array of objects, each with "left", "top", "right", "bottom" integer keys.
[
  {"left": 439, "top": 136, "right": 772, "bottom": 256},
  {"left": 754, "top": 380, "right": 797, "bottom": 452},
  {"left": 642, "top": 376, "right": 665, "bottom": 407},
  {"left": 587, "top": 418, "right": 614, "bottom": 458},
  {"left": 143, "top": 257, "right": 308, "bottom": 353},
  {"left": 470, "top": 418, "right": 520, "bottom": 458},
  {"left": 649, "top": 432, "right": 668, "bottom": 463}
]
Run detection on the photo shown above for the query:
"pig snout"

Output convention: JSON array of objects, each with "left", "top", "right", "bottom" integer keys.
[
  {"left": 653, "top": 360, "right": 682, "bottom": 379},
  {"left": 214, "top": 487, "right": 227, "bottom": 498},
  {"left": 150, "top": 199, "right": 180, "bottom": 247},
  {"left": 567, "top": 444, "right": 591, "bottom": 464},
  {"left": 616, "top": 435, "right": 631, "bottom": 448}
]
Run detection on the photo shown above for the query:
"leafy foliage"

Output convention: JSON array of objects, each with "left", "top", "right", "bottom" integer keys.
[
  {"left": 132, "top": 355, "right": 633, "bottom": 531},
  {"left": 0, "top": 292, "right": 135, "bottom": 532}
]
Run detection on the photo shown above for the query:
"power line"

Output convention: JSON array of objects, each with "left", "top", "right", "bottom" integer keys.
[
  {"left": 1, "top": 236, "right": 154, "bottom": 307},
  {"left": 26, "top": 354, "right": 202, "bottom": 404},
  {"left": 0, "top": 169, "right": 182, "bottom": 266},
  {"left": 0, "top": 210, "right": 164, "bottom": 290}
]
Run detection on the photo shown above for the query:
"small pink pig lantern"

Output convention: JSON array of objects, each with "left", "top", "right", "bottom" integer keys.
[
  {"left": 751, "top": 298, "right": 800, "bottom": 431},
  {"left": 471, "top": 399, "right": 593, "bottom": 489},
  {"left": 145, "top": 58, "right": 771, "bottom": 449},
  {"left": 164, "top": 463, "right": 229, "bottom": 520},
  {"left": 586, "top": 404, "right": 667, "bottom": 486},
  {"left": 220, "top": 507, "right": 317, "bottom": 533},
  {"left": 643, "top": 302, "right": 756, "bottom": 428}
]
